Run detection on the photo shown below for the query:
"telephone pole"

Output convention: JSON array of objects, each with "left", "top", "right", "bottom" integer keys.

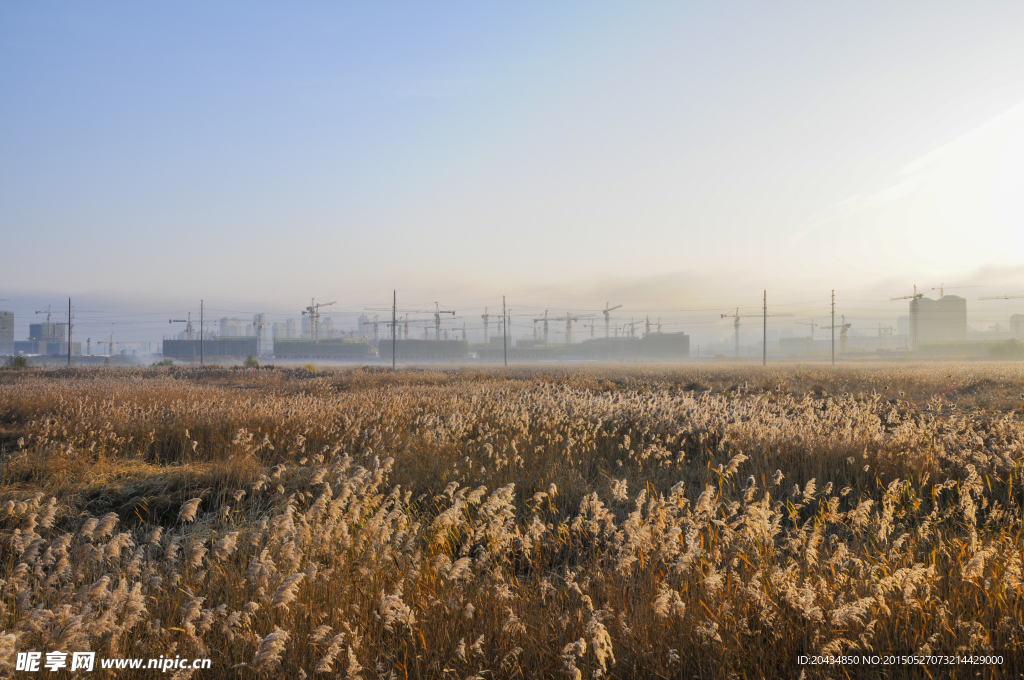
[
  {"left": 830, "top": 290, "right": 835, "bottom": 366},
  {"left": 392, "top": 290, "right": 397, "bottom": 371},
  {"left": 67, "top": 298, "right": 73, "bottom": 367},
  {"left": 502, "top": 296, "right": 507, "bottom": 367},
  {"left": 762, "top": 290, "right": 767, "bottom": 367},
  {"left": 200, "top": 300, "right": 204, "bottom": 366}
]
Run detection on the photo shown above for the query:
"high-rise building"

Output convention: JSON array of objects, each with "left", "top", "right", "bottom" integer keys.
[
  {"left": 897, "top": 315, "right": 910, "bottom": 336},
  {"left": 1011, "top": 314, "right": 1024, "bottom": 341},
  {"left": 0, "top": 311, "right": 13, "bottom": 354},
  {"left": 253, "top": 313, "right": 271, "bottom": 356},
  {"left": 29, "top": 322, "right": 65, "bottom": 341},
  {"left": 909, "top": 295, "right": 967, "bottom": 349},
  {"left": 219, "top": 318, "right": 244, "bottom": 337},
  {"left": 285, "top": 319, "right": 297, "bottom": 339}
]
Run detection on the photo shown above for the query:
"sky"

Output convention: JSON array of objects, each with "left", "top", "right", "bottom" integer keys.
[{"left": 3, "top": 2, "right": 1024, "bottom": 345}]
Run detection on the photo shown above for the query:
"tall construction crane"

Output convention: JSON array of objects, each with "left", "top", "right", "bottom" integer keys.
[
  {"left": 364, "top": 315, "right": 380, "bottom": 343},
  {"left": 481, "top": 308, "right": 492, "bottom": 343},
  {"left": 614, "top": 319, "right": 638, "bottom": 352},
  {"left": 431, "top": 303, "right": 455, "bottom": 340},
  {"left": 559, "top": 312, "right": 592, "bottom": 344},
  {"left": 302, "top": 299, "right": 336, "bottom": 342},
  {"left": 720, "top": 308, "right": 755, "bottom": 359},
  {"left": 603, "top": 303, "right": 622, "bottom": 338},
  {"left": 891, "top": 286, "right": 924, "bottom": 351},
  {"left": 35, "top": 305, "right": 53, "bottom": 323},
  {"left": 96, "top": 334, "right": 115, "bottom": 356},
  {"left": 533, "top": 311, "right": 551, "bottom": 345},
  {"left": 370, "top": 303, "right": 455, "bottom": 341},
  {"left": 821, "top": 315, "right": 852, "bottom": 354},
  {"left": 794, "top": 320, "right": 817, "bottom": 339},
  {"left": 932, "top": 283, "right": 981, "bottom": 298},
  {"left": 891, "top": 285, "right": 923, "bottom": 303},
  {"left": 721, "top": 305, "right": 792, "bottom": 360},
  {"left": 169, "top": 313, "right": 195, "bottom": 340}
]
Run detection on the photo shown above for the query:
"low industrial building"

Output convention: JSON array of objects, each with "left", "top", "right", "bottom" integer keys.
[
  {"left": 162, "top": 337, "right": 258, "bottom": 359},
  {"left": 273, "top": 338, "right": 371, "bottom": 359},
  {"left": 379, "top": 339, "right": 469, "bottom": 361}
]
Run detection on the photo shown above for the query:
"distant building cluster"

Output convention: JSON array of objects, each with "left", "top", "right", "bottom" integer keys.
[
  {"left": 159, "top": 308, "right": 692, "bottom": 361},
  {"left": 0, "top": 318, "right": 82, "bottom": 357},
  {"left": 3, "top": 289, "right": 1023, "bottom": 363}
]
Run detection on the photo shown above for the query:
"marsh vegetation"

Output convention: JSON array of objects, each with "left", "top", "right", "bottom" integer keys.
[{"left": 1, "top": 363, "right": 1022, "bottom": 677}]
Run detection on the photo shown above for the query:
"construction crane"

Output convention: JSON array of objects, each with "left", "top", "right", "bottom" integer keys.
[
  {"left": 931, "top": 283, "right": 981, "bottom": 298},
  {"left": 720, "top": 308, "right": 756, "bottom": 359},
  {"left": 891, "top": 285, "right": 923, "bottom": 303},
  {"left": 302, "top": 299, "right": 336, "bottom": 342},
  {"left": 794, "top": 320, "right": 817, "bottom": 339},
  {"left": 364, "top": 315, "right": 380, "bottom": 343},
  {"left": 821, "top": 315, "right": 852, "bottom": 354},
  {"left": 431, "top": 303, "right": 455, "bottom": 340},
  {"left": 559, "top": 312, "right": 592, "bottom": 344},
  {"left": 169, "top": 314, "right": 195, "bottom": 340},
  {"left": 533, "top": 311, "right": 551, "bottom": 345},
  {"left": 602, "top": 303, "right": 622, "bottom": 338},
  {"left": 96, "top": 334, "right": 115, "bottom": 356},
  {"left": 721, "top": 305, "right": 792, "bottom": 360},
  {"left": 34, "top": 305, "right": 53, "bottom": 324},
  {"left": 481, "top": 308, "right": 492, "bottom": 343},
  {"left": 891, "top": 286, "right": 924, "bottom": 351},
  {"left": 367, "top": 303, "right": 454, "bottom": 341}
]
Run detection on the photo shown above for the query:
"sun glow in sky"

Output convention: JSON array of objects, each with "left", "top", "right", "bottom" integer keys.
[{"left": 3, "top": 2, "right": 1024, "bottom": 342}]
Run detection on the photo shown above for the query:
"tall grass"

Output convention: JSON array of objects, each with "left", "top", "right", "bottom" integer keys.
[{"left": 0, "top": 364, "right": 1022, "bottom": 678}]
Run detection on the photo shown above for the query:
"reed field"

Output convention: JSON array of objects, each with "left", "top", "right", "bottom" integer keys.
[{"left": 1, "top": 363, "right": 1023, "bottom": 678}]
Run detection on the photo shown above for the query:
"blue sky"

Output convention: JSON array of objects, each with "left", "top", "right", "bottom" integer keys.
[{"left": 3, "top": 2, "right": 1024, "bottom": 343}]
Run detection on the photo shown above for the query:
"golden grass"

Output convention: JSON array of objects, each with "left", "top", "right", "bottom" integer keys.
[{"left": 0, "top": 363, "right": 1022, "bottom": 678}]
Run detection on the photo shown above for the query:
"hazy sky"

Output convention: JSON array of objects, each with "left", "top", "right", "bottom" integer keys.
[{"left": 3, "top": 2, "right": 1024, "bottom": 342}]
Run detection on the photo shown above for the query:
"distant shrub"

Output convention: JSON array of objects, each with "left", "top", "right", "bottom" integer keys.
[
  {"left": 244, "top": 355, "right": 259, "bottom": 368},
  {"left": 151, "top": 358, "right": 174, "bottom": 367},
  {"left": 4, "top": 354, "right": 28, "bottom": 369},
  {"left": 988, "top": 340, "right": 1024, "bottom": 359},
  {"left": 304, "top": 363, "right": 316, "bottom": 373}
]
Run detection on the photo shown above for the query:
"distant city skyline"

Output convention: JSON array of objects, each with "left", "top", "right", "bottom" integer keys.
[{"left": 3, "top": 2, "right": 1024, "bottom": 344}]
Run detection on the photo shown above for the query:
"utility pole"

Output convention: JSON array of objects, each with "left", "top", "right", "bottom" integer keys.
[
  {"left": 762, "top": 290, "right": 767, "bottom": 367},
  {"left": 830, "top": 290, "right": 835, "bottom": 366},
  {"left": 502, "top": 296, "right": 507, "bottom": 367},
  {"left": 200, "top": 300, "right": 204, "bottom": 366},
  {"left": 67, "top": 298, "right": 72, "bottom": 367},
  {"left": 392, "top": 290, "right": 396, "bottom": 371}
]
